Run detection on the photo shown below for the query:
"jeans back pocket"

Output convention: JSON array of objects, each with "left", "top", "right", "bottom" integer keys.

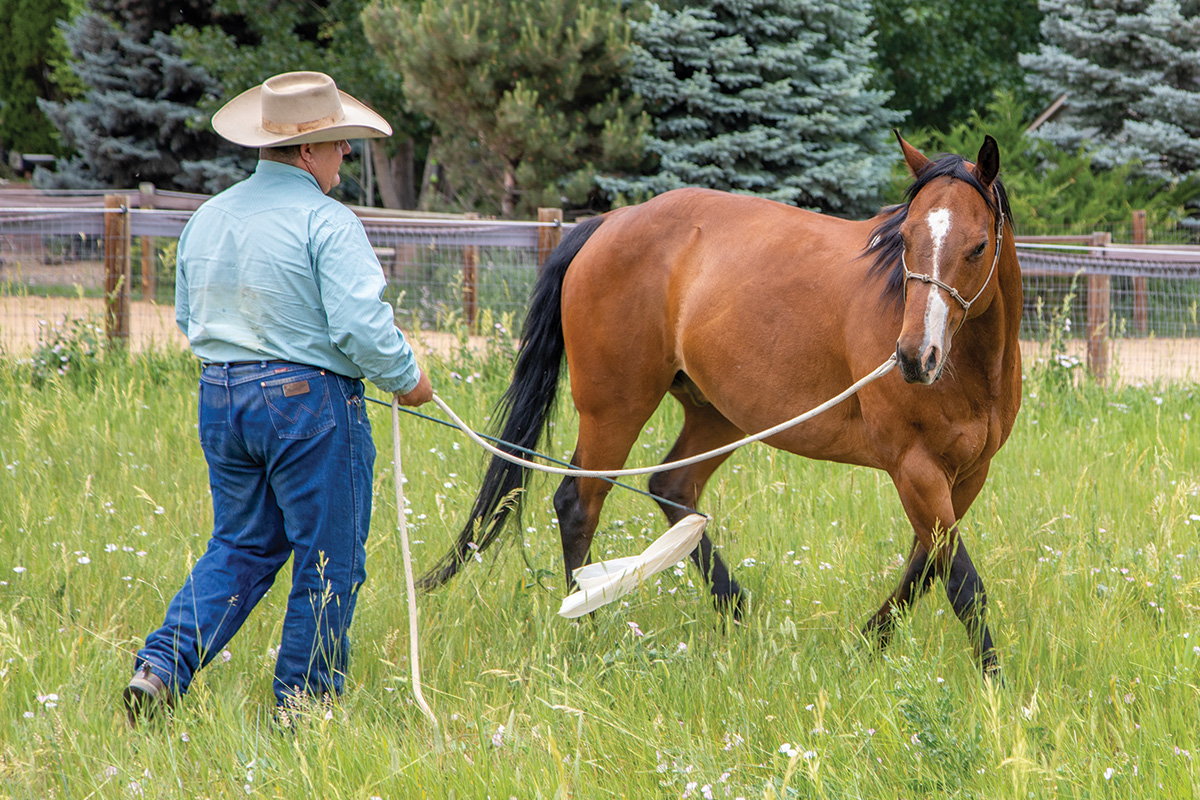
[{"left": 262, "top": 372, "right": 336, "bottom": 440}]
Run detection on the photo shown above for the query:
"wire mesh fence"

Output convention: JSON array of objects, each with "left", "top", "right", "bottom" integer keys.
[
  {"left": 1016, "top": 240, "right": 1200, "bottom": 384},
  {"left": 2, "top": 195, "right": 1198, "bottom": 385},
  {"left": 0, "top": 202, "right": 556, "bottom": 358}
]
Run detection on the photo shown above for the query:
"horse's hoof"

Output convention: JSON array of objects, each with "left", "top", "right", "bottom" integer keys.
[
  {"left": 981, "top": 654, "right": 1004, "bottom": 687},
  {"left": 860, "top": 617, "right": 894, "bottom": 651},
  {"left": 714, "top": 588, "right": 749, "bottom": 623}
]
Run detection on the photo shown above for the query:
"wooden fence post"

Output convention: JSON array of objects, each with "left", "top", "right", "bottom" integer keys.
[
  {"left": 1131, "top": 209, "right": 1148, "bottom": 334},
  {"left": 462, "top": 212, "right": 479, "bottom": 331},
  {"left": 1086, "top": 231, "right": 1112, "bottom": 384},
  {"left": 139, "top": 182, "right": 157, "bottom": 301},
  {"left": 537, "top": 207, "right": 563, "bottom": 275},
  {"left": 104, "top": 194, "right": 132, "bottom": 345}
]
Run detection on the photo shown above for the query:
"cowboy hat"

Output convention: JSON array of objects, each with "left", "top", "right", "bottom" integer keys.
[{"left": 212, "top": 71, "right": 392, "bottom": 148}]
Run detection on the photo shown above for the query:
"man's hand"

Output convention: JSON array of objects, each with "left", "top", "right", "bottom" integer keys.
[{"left": 395, "top": 370, "right": 433, "bottom": 407}]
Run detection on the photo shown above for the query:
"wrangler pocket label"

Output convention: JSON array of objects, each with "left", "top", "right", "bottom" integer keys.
[{"left": 282, "top": 380, "right": 310, "bottom": 398}]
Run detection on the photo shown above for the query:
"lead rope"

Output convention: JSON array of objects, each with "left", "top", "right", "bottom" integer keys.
[
  {"left": 391, "top": 396, "right": 445, "bottom": 751},
  {"left": 430, "top": 354, "right": 897, "bottom": 479}
]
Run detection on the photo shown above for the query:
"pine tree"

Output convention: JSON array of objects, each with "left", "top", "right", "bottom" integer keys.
[
  {"left": 907, "top": 91, "right": 1197, "bottom": 234},
  {"left": 364, "top": 0, "right": 648, "bottom": 217},
  {"left": 1020, "top": 0, "right": 1200, "bottom": 181},
  {"left": 176, "top": 0, "right": 423, "bottom": 209},
  {"left": 599, "top": 0, "right": 902, "bottom": 216},
  {"left": 37, "top": 9, "right": 247, "bottom": 191}
]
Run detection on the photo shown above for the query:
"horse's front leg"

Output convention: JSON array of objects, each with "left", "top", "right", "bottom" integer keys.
[
  {"left": 945, "top": 465, "right": 999, "bottom": 677},
  {"left": 861, "top": 533, "right": 938, "bottom": 647},
  {"left": 943, "top": 535, "right": 998, "bottom": 677},
  {"left": 866, "top": 453, "right": 999, "bottom": 678}
]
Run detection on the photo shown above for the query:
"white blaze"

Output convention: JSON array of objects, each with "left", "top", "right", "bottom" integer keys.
[
  {"left": 921, "top": 208, "right": 953, "bottom": 358},
  {"left": 927, "top": 208, "right": 952, "bottom": 277}
]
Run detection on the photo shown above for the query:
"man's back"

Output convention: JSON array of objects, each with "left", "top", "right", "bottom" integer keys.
[{"left": 176, "top": 159, "right": 418, "bottom": 393}]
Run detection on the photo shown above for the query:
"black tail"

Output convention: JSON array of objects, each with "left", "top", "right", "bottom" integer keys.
[{"left": 418, "top": 215, "right": 607, "bottom": 589}]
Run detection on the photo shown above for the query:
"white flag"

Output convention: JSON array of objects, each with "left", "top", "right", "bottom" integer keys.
[{"left": 557, "top": 514, "right": 708, "bottom": 618}]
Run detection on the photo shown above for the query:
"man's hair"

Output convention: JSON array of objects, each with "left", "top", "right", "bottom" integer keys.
[{"left": 260, "top": 144, "right": 302, "bottom": 163}]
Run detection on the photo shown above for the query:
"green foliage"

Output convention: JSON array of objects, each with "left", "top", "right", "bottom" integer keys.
[
  {"left": 602, "top": 0, "right": 902, "bottom": 216},
  {"left": 37, "top": 9, "right": 247, "bottom": 192},
  {"left": 1021, "top": 0, "right": 1200, "bottom": 183},
  {"left": 873, "top": 0, "right": 1043, "bottom": 132},
  {"left": 364, "top": 0, "right": 648, "bottom": 217},
  {"left": 0, "top": 0, "right": 74, "bottom": 155},
  {"left": 901, "top": 91, "right": 1200, "bottom": 234},
  {"left": 175, "top": 0, "right": 418, "bottom": 145},
  {"left": 886, "top": 634, "right": 986, "bottom": 793},
  {"left": 172, "top": 0, "right": 427, "bottom": 207},
  {"left": 22, "top": 313, "right": 105, "bottom": 389}
]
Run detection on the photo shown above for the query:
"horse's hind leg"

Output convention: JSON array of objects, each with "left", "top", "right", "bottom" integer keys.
[
  {"left": 647, "top": 391, "right": 746, "bottom": 615},
  {"left": 553, "top": 404, "right": 662, "bottom": 589}
]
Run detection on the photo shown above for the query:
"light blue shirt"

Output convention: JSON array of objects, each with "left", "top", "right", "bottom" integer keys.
[{"left": 175, "top": 160, "right": 420, "bottom": 394}]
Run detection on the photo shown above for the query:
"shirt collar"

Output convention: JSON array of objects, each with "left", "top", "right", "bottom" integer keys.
[{"left": 254, "top": 159, "right": 321, "bottom": 191}]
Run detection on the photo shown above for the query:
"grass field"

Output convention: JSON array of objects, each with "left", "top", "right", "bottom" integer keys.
[{"left": 1, "top": 338, "right": 1198, "bottom": 799}]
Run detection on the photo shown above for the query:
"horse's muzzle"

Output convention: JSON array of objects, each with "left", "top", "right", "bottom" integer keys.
[{"left": 896, "top": 341, "right": 942, "bottom": 385}]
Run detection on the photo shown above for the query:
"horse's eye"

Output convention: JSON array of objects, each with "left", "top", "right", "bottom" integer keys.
[{"left": 972, "top": 241, "right": 987, "bottom": 257}]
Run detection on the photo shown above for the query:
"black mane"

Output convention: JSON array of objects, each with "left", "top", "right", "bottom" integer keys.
[{"left": 864, "top": 154, "right": 1012, "bottom": 307}]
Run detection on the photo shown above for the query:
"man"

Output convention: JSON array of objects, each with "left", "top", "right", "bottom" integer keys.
[{"left": 123, "top": 71, "right": 432, "bottom": 727}]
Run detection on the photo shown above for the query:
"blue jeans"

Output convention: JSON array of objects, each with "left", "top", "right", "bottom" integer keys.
[{"left": 135, "top": 361, "right": 375, "bottom": 706}]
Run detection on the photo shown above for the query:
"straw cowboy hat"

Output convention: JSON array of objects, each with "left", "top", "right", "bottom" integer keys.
[{"left": 212, "top": 71, "right": 392, "bottom": 148}]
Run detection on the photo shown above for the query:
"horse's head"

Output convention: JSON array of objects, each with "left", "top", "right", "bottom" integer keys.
[{"left": 890, "top": 134, "right": 1005, "bottom": 385}]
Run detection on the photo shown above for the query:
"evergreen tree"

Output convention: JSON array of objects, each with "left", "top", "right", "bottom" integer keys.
[
  {"left": 601, "top": 0, "right": 902, "bottom": 216},
  {"left": 0, "top": 0, "right": 74, "bottom": 157},
  {"left": 872, "top": 0, "right": 1042, "bottom": 131},
  {"left": 364, "top": 0, "right": 648, "bottom": 217},
  {"left": 902, "top": 91, "right": 1198, "bottom": 235},
  {"left": 37, "top": 8, "right": 246, "bottom": 191},
  {"left": 1020, "top": 0, "right": 1200, "bottom": 181},
  {"left": 176, "top": 0, "right": 424, "bottom": 209}
]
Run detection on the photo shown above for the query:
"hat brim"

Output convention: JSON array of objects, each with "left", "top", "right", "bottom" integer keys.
[{"left": 212, "top": 84, "right": 393, "bottom": 147}]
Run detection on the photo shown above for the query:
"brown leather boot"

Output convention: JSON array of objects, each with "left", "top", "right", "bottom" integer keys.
[{"left": 123, "top": 664, "right": 174, "bottom": 729}]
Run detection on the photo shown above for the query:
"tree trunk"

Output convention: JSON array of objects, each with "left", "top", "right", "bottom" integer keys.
[
  {"left": 501, "top": 161, "right": 518, "bottom": 218},
  {"left": 418, "top": 136, "right": 444, "bottom": 212},
  {"left": 371, "top": 137, "right": 418, "bottom": 210}
]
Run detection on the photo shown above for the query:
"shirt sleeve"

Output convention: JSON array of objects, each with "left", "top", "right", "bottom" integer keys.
[
  {"left": 312, "top": 216, "right": 421, "bottom": 394},
  {"left": 175, "top": 228, "right": 190, "bottom": 338}
]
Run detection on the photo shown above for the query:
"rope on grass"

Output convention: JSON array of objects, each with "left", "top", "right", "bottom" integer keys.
[{"left": 391, "top": 396, "right": 444, "bottom": 750}]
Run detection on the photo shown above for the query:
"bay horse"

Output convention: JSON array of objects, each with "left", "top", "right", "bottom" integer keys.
[{"left": 422, "top": 134, "right": 1021, "bottom": 677}]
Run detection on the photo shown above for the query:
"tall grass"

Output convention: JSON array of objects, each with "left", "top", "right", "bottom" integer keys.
[{"left": 1, "top": 342, "right": 1197, "bottom": 799}]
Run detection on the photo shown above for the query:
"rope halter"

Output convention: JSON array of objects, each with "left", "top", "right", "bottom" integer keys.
[{"left": 901, "top": 205, "right": 1005, "bottom": 336}]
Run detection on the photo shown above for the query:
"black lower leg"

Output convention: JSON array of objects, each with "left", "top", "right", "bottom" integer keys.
[
  {"left": 648, "top": 471, "right": 744, "bottom": 616},
  {"left": 945, "top": 540, "right": 998, "bottom": 677},
  {"left": 863, "top": 540, "right": 938, "bottom": 647},
  {"left": 686, "top": 532, "right": 744, "bottom": 616},
  {"left": 553, "top": 476, "right": 594, "bottom": 589}
]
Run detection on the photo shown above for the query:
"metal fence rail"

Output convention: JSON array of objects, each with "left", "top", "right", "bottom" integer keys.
[{"left": 2, "top": 197, "right": 1197, "bottom": 385}]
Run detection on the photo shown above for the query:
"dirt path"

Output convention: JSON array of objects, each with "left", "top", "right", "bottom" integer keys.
[
  {"left": 0, "top": 296, "right": 482, "bottom": 360},
  {"left": 2, "top": 295, "right": 1196, "bottom": 384}
]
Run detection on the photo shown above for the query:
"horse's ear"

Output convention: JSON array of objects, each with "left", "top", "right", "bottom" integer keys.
[
  {"left": 895, "top": 130, "right": 931, "bottom": 178},
  {"left": 973, "top": 135, "right": 1000, "bottom": 187}
]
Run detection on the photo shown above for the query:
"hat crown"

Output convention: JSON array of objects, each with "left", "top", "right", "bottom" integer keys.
[
  {"left": 260, "top": 72, "right": 346, "bottom": 135},
  {"left": 211, "top": 69, "right": 391, "bottom": 147}
]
